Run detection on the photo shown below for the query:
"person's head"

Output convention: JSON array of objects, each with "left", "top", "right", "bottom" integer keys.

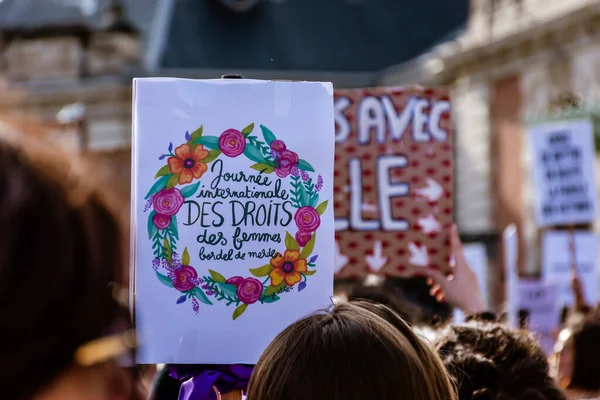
[
  {"left": 347, "top": 276, "right": 422, "bottom": 324},
  {"left": 553, "top": 310, "right": 600, "bottom": 391},
  {"left": 0, "top": 129, "right": 137, "bottom": 400},
  {"left": 433, "top": 320, "right": 566, "bottom": 400},
  {"left": 148, "top": 365, "right": 182, "bottom": 400},
  {"left": 247, "top": 300, "right": 456, "bottom": 400}
]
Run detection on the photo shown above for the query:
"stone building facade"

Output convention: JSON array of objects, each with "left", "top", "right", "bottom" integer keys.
[{"left": 0, "top": 0, "right": 159, "bottom": 209}]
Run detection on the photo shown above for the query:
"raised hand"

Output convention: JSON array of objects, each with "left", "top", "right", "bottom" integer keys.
[{"left": 423, "top": 225, "right": 487, "bottom": 314}]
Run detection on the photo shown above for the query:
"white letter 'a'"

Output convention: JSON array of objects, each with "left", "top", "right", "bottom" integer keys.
[{"left": 358, "top": 96, "right": 386, "bottom": 145}]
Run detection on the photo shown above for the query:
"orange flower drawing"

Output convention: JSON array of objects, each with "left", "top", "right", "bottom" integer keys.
[
  {"left": 167, "top": 144, "right": 209, "bottom": 184},
  {"left": 269, "top": 250, "right": 308, "bottom": 286}
]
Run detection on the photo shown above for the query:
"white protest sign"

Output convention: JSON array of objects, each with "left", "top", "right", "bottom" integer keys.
[
  {"left": 528, "top": 119, "right": 597, "bottom": 226},
  {"left": 518, "top": 280, "right": 559, "bottom": 355},
  {"left": 504, "top": 225, "right": 519, "bottom": 327},
  {"left": 453, "top": 243, "right": 488, "bottom": 323},
  {"left": 131, "top": 78, "right": 335, "bottom": 363},
  {"left": 463, "top": 243, "right": 488, "bottom": 305},
  {"left": 542, "top": 230, "right": 598, "bottom": 308}
]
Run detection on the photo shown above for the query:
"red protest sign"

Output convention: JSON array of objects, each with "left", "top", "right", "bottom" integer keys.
[{"left": 333, "top": 87, "right": 453, "bottom": 278}]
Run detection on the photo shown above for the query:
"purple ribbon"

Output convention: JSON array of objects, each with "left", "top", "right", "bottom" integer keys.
[{"left": 169, "top": 365, "right": 254, "bottom": 400}]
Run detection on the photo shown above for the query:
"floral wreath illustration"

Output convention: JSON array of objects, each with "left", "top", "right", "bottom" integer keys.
[{"left": 143, "top": 123, "right": 327, "bottom": 320}]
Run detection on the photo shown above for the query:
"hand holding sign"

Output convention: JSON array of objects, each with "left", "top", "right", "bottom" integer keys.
[
  {"left": 423, "top": 225, "right": 487, "bottom": 314},
  {"left": 571, "top": 271, "right": 589, "bottom": 312}
]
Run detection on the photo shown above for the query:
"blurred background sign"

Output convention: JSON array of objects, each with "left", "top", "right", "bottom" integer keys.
[
  {"left": 463, "top": 243, "right": 489, "bottom": 305},
  {"left": 542, "top": 230, "right": 599, "bottom": 308},
  {"left": 333, "top": 86, "right": 453, "bottom": 278},
  {"left": 528, "top": 119, "right": 597, "bottom": 226},
  {"left": 518, "top": 280, "right": 559, "bottom": 355}
]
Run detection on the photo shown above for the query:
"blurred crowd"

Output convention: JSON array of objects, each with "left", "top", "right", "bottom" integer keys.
[{"left": 2, "top": 120, "right": 600, "bottom": 400}]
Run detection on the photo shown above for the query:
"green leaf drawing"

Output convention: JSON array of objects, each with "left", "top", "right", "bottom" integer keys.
[
  {"left": 260, "top": 124, "right": 277, "bottom": 145},
  {"left": 250, "top": 163, "right": 274, "bottom": 174},
  {"left": 164, "top": 239, "right": 173, "bottom": 264},
  {"left": 290, "top": 175, "right": 306, "bottom": 208},
  {"left": 316, "top": 200, "right": 328, "bottom": 215},
  {"left": 263, "top": 283, "right": 284, "bottom": 297},
  {"left": 156, "top": 272, "right": 173, "bottom": 288},
  {"left": 285, "top": 231, "right": 300, "bottom": 251},
  {"left": 244, "top": 144, "right": 266, "bottom": 163},
  {"left": 152, "top": 233, "right": 165, "bottom": 258},
  {"left": 182, "top": 247, "right": 190, "bottom": 266},
  {"left": 247, "top": 136, "right": 274, "bottom": 162},
  {"left": 148, "top": 211, "right": 158, "bottom": 239},
  {"left": 194, "top": 135, "right": 219, "bottom": 150},
  {"left": 169, "top": 215, "right": 179, "bottom": 240},
  {"left": 250, "top": 264, "right": 272, "bottom": 277},
  {"left": 303, "top": 270, "right": 317, "bottom": 276},
  {"left": 203, "top": 149, "right": 222, "bottom": 163},
  {"left": 309, "top": 194, "right": 319, "bottom": 208},
  {"left": 180, "top": 181, "right": 200, "bottom": 198},
  {"left": 302, "top": 189, "right": 311, "bottom": 207},
  {"left": 300, "top": 233, "right": 316, "bottom": 259},
  {"left": 204, "top": 276, "right": 240, "bottom": 306},
  {"left": 241, "top": 123, "right": 255, "bottom": 137},
  {"left": 166, "top": 174, "right": 179, "bottom": 189},
  {"left": 217, "top": 282, "right": 239, "bottom": 298},
  {"left": 192, "top": 286, "right": 213, "bottom": 305},
  {"left": 145, "top": 175, "right": 170, "bottom": 199},
  {"left": 190, "top": 125, "right": 203, "bottom": 141},
  {"left": 209, "top": 269, "right": 226, "bottom": 283},
  {"left": 260, "top": 295, "right": 280, "bottom": 304},
  {"left": 233, "top": 303, "right": 248, "bottom": 320},
  {"left": 297, "top": 159, "right": 315, "bottom": 172},
  {"left": 154, "top": 165, "right": 171, "bottom": 178}
]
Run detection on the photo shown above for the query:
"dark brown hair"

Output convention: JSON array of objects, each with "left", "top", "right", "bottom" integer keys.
[
  {"left": 247, "top": 300, "right": 457, "bottom": 400},
  {"left": 0, "top": 131, "right": 128, "bottom": 400},
  {"left": 347, "top": 279, "right": 422, "bottom": 324},
  {"left": 433, "top": 320, "right": 566, "bottom": 400},
  {"left": 566, "top": 311, "right": 600, "bottom": 391}
]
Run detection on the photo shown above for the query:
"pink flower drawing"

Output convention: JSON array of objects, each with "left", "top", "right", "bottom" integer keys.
[
  {"left": 153, "top": 188, "right": 184, "bottom": 216},
  {"left": 274, "top": 150, "right": 299, "bottom": 178},
  {"left": 218, "top": 129, "right": 246, "bottom": 157},
  {"left": 236, "top": 278, "right": 263, "bottom": 304},
  {"left": 226, "top": 276, "right": 244, "bottom": 286},
  {"left": 270, "top": 140, "right": 286, "bottom": 152},
  {"left": 294, "top": 206, "right": 321, "bottom": 232},
  {"left": 173, "top": 265, "right": 198, "bottom": 292},
  {"left": 152, "top": 213, "right": 171, "bottom": 230},
  {"left": 295, "top": 230, "right": 312, "bottom": 247}
]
